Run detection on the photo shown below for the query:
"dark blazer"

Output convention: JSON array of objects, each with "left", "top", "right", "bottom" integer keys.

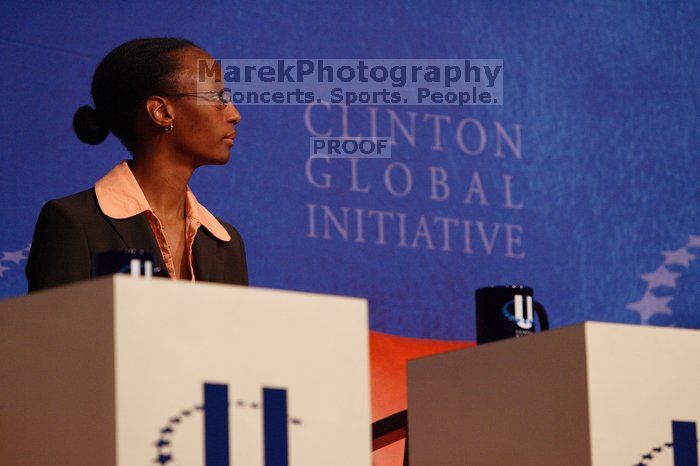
[{"left": 25, "top": 188, "right": 248, "bottom": 292}]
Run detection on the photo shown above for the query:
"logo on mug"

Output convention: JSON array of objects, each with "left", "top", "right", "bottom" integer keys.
[
  {"left": 502, "top": 294, "right": 534, "bottom": 330},
  {"left": 475, "top": 285, "right": 548, "bottom": 345}
]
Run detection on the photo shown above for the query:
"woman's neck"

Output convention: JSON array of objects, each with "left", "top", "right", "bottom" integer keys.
[{"left": 129, "top": 154, "right": 194, "bottom": 223}]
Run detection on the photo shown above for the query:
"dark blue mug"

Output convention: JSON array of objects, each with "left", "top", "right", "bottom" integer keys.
[
  {"left": 91, "top": 249, "right": 166, "bottom": 278},
  {"left": 475, "top": 285, "right": 549, "bottom": 345}
]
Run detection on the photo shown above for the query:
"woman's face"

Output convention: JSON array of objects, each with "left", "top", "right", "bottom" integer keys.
[{"left": 167, "top": 47, "right": 241, "bottom": 167}]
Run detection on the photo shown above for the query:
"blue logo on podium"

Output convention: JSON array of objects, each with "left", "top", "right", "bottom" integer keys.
[
  {"left": 635, "top": 420, "right": 698, "bottom": 466},
  {"left": 154, "top": 382, "right": 293, "bottom": 466}
]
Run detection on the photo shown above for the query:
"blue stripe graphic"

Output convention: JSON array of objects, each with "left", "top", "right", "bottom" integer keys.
[
  {"left": 204, "top": 383, "right": 230, "bottom": 466},
  {"left": 263, "top": 388, "right": 289, "bottom": 466},
  {"left": 673, "top": 421, "right": 698, "bottom": 466}
]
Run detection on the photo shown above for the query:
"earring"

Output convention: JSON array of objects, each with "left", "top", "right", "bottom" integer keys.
[{"left": 164, "top": 123, "right": 174, "bottom": 133}]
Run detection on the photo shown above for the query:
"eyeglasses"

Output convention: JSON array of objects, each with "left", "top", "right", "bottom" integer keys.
[{"left": 162, "top": 88, "right": 234, "bottom": 106}]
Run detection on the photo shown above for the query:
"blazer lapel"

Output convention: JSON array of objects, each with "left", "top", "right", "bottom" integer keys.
[
  {"left": 192, "top": 228, "right": 218, "bottom": 281},
  {"left": 104, "top": 213, "right": 168, "bottom": 276}
]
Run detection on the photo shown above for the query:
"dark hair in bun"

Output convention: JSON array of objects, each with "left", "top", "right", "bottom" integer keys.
[
  {"left": 73, "top": 37, "right": 197, "bottom": 152},
  {"left": 73, "top": 105, "right": 109, "bottom": 145}
]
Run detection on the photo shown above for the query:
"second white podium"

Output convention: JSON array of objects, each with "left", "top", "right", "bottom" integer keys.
[{"left": 408, "top": 321, "right": 700, "bottom": 466}]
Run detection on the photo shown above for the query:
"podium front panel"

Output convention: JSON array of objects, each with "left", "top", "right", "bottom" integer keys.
[
  {"left": 114, "top": 276, "right": 371, "bottom": 466},
  {"left": 585, "top": 323, "right": 700, "bottom": 465}
]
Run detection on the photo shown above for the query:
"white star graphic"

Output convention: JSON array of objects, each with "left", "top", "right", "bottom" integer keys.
[
  {"left": 0, "top": 250, "right": 27, "bottom": 264},
  {"left": 661, "top": 247, "right": 697, "bottom": 267},
  {"left": 626, "top": 291, "right": 673, "bottom": 324},
  {"left": 640, "top": 266, "right": 681, "bottom": 290},
  {"left": 0, "top": 263, "right": 10, "bottom": 277},
  {"left": 688, "top": 235, "right": 700, "bottom": 248}
]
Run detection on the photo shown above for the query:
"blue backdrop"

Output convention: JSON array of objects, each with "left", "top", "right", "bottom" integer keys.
[{"left": 1, "top": 0, "right": 697, "bottom": 340}]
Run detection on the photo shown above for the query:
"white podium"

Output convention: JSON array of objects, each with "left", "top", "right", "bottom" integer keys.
[
  {"left": 0, "top": 275, "right": 371, "bottom": 466},
  {"left": 408, "top": 322, "right": 700, "bottom": 466}
]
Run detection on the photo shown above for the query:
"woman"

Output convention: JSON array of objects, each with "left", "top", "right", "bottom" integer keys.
[{"left": 25, "top": 38, "right": 247, "bottom": 292}]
